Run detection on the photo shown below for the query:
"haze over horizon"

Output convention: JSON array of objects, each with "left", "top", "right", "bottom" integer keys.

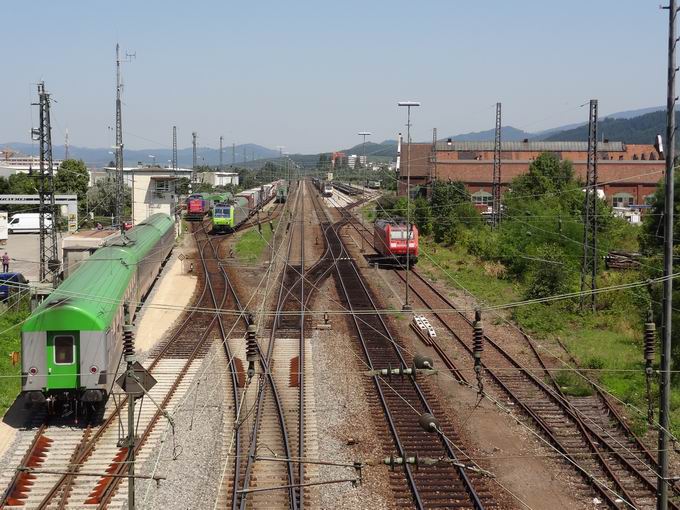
[{"left": 0, "top": 0, "right": 667, "bottom": 154}]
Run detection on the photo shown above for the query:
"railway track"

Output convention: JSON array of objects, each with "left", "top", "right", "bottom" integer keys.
[
  {"left": 234, "top": 180, "right": 307, "bottom": 509},
  {"left": 310, "top": 188, "right": 494, "bottom": 509},
  {"left": 0, "top": 221, "right": 242, "bottom": 509},
  {"left": 343, "top": 209, "right": 679, "bottom": 509}
]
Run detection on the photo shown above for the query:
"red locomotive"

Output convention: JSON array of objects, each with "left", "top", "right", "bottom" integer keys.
[
  {"left": 373, "top": 219, "right": 418, "bottom": 266},
  {"left": 186, "top": 193, "right": 209, "bottom": 221}
]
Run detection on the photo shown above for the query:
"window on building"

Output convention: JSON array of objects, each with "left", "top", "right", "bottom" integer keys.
[
  {"left": 612, "top": 192, "right": 634, "bottom": 208},
  {"left": 154, "top": 180, "right": 172, "bottom": 194},
  {"left": 471, "top": 191, "right": 493, "bottom": 205}
]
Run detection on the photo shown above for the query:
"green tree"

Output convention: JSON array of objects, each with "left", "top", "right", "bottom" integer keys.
[
  {"left": 55, "top": 159, "right": 89, "bottom": 201},
  {"left": 506, "top": 152, "right": 575, "bottom": 198},
  {"left": 413, "top": 197, "right": 432, "bottom": 235},
  {"left": 86, "top": 177, "right": 131, "bottom": 218},
  {"left": 640, "top": 171, "right": 680, "bottom": 253},
  {"left": 175, "top": 177, "right": 191, "bottom": 195}
]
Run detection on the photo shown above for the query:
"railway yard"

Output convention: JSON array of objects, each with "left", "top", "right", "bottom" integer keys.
[{"left": 0, "top": 179, "right": 674, "bottom": 509}]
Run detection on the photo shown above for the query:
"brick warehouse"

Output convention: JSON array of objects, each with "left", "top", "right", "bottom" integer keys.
[{"left": 397, "top": 140, "right": 665, "bottom": 208}]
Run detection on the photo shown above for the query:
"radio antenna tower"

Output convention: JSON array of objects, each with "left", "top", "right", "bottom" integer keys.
[
  {"left": 114, "top": 43, "right": 135, "bottom": 234},
  {"left": 64, "top": 128, "right": 69, "bottom": 160},
  {"left": 580, "top": 99, "right": 599, "bottom": 312},
  {"left": 172, "top": 126, "right": 178, "bottom": 171},
  {"left": 32, "top": 82, "right": 60, "bottom": 287},
  {"left": 492, "top": 102, "right": 502, "bottom": 228}
]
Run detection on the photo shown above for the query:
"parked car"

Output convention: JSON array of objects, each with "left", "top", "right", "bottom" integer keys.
[
  {"left": 0, "top": 272, "right": 27, "bottom": 301},
  {"left": 8, "top": 213, "right": 52, "bottom": 234}
]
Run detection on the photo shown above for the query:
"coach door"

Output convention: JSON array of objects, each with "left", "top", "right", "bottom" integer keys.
[{"left": 46, "top": 331, "right": 79, "bottom": 390}]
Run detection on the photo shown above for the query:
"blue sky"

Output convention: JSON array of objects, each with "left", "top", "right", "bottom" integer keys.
[{"left": 0, "top": 0, "right": 668, "bottom": 153}]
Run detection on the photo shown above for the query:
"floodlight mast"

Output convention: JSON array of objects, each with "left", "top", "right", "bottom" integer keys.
[{"left": 358, "top": 131, "right": 372, "bottom": 192}]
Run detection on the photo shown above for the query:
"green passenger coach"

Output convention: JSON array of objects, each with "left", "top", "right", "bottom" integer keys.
[{"left": 21, "top": 213, "right": 175, "bottom": 414}]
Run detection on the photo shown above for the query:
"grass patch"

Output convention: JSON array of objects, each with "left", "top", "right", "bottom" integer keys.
[
  {"left": 0, "top": 300, "right": 30, "bottom": 417},
  {"left": 234, "top": 223, "right": 275, "bottom": 263},
  {"left": 553, "top": 371, "right": 593, "bottom": 397},
  {"left": 417, "top": 237, "right": 521, "bottom": 307}
]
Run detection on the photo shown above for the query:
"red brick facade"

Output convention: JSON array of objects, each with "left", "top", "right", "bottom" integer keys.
[{"left": 397, "top": 142, "right": 664, "bottom": 206}]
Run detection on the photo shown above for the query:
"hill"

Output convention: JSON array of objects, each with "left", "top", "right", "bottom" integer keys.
[
  {"left": 542, "top": 110, "right": 669, "bottom": 145},
  {"left": 447, "top": 126, "right": 534, "bottom": 142},
  {"left": 0, "top": 142, "right": 279, "bottom": 168}
]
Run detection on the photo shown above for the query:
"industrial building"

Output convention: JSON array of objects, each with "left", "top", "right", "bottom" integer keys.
[{"left": 397, "top": 140, "right": 664, "bottom": 207}]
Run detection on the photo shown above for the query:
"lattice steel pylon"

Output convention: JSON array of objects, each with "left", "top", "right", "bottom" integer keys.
[
  {"left": 32, "top": 82, "right": 60, "bottom": 287},
  {"left": 580, "top": 99, "right": 599, "bottom": 312},
  {"left": 492, "top": 102, "right": 502, "bottom": 228}
]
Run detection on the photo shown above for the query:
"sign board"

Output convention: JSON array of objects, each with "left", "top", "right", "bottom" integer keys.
[
  {"left": 178, "top": 253, "right": 185, "bottom": 261},
  {"left": 67, "top": 213, "right": 77, "bottom": 233},
  {"left": 116, "top": 361, "right": 157, "bottom": 398},
  {"left": 0, "top": 212, "right": 7, "bottom": 243}
]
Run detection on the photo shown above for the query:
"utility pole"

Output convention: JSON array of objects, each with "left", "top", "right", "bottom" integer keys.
[
  {"left": 658, "top": 2, "right": 676, "bottom": 507},
  {"left": 123, "top": 320, "right": 136, "bottom": 510},
  {"left": 492, "top": 102, "right": 502, "bottom": 228},
  {"left": 431, "top": 127, "right": 437, "bottom": 195},
  {"left": 579, "top": 99, "right": 599, "bottom": 313},
  {"left": 64, "top": 128, "right": 69, "bottom": 161},
  {"left": 192, "top": 132, "right": 197, "bottom": 184},
  {"left": 232, "top": 142, "right": 236, "bottom": 165},
  {"left": 172, "top": 126, "right": 178, "bottom": 171},
  {"left": 32, "top": 82, "right": 60, "bottom": 287},
  {"left": 358, "top": 131, "right": 371, "bottom": 194},
  {"left": 398, "top": 101, "right": 420, "bottom": 312},
  {"left": 219, "top": 135, "right": 223, "bottom": 170}
]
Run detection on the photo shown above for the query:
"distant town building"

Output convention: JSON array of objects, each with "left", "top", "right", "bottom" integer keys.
[
  {"left": 398, "top": 140, "right": 663, "bottom": 208},
  {"left": 197, "top": 171, "right": 239, "bottom": 187},
  {"left": 347, "top": 155, "right": 367, "bottom": 169},
  {"left": 0, "top": 151, "right": 62, "bottom": 178}
]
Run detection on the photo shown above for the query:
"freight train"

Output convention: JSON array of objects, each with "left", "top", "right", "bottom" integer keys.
[
  {"left": 185, "top": 192, "right": 233, "bottom": 221},
  {"left": 211, "top": 180, "right": 282, "bottom": 233},
  {"left": 21, "top": 213, "right": 175, "bottom": 414},
  {"left": 373, "top": 218, "right": 419, "bottom": 266}
]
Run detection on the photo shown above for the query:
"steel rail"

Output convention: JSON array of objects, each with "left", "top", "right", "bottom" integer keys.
[
  {"left": 402, "top": 269, "right": 679, "bottom": 509},
  {"left": 344, "top": 214, "right": 675, "bottom": 507},
  {"left": 311, "top": 188, "right": 485, "bottom": 510},
  {"left": 93, "top": 223, "right": 242, "bottom": 508},
  {"left": 237, "top": 183, "right": 302, "bottom": 510},
  {"left": 10, "top": 238, "right": 199, "bottom": 510}
]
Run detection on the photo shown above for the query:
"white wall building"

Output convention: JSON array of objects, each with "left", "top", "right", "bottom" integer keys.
[
  {"left": 123, "top": 166, "right": 193, "bottom": 226},
  {"left": 197, "top": 171, "right": 240, "bottom": 187}
]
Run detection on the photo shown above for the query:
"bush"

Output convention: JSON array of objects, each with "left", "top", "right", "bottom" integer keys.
[{"left": 524, "top": 244, "right": 577, "bottom": 301}]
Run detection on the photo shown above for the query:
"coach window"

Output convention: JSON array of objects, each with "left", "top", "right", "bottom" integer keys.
[
  {"left": 54, "top": 335, "right": 75, "bottom": 364},
  {"left": 612, "top": 192, "right": 634, "bottom": 208},
  {"left": 471, "top": 191, "right": 493, "bottom": 205}
]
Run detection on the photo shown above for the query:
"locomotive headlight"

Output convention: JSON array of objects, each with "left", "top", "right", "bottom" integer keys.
[
  {"left": 28, "top": 366, "right": 38, "bottom": 376},
  {"left": 89, "top": 365, "right": 99, "bottom": 374}
]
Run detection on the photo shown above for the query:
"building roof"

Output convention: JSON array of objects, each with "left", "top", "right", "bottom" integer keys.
[{"left": 434, "top": 140, "right": 625, "bottom": 152}]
